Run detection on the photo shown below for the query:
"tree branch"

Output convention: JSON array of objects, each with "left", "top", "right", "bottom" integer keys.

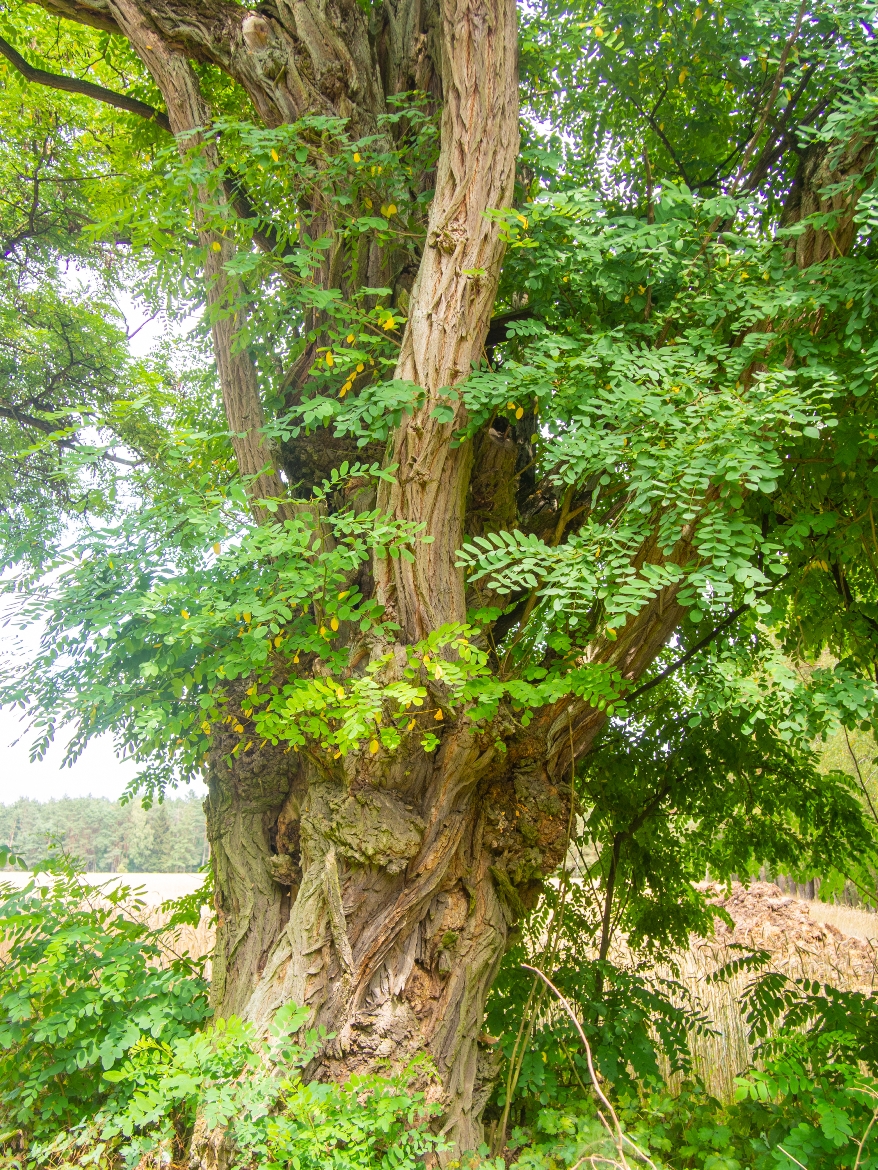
[
  {"left": 0, "top": 36, "right": 289, "bottom": 258},
  {"left": 0, "top": 404, "right": 143, "bottom": 466},
  {"left": 0, "top": 33, "right": 171, "bottom": 132},
  {"left": 625, "top": 603, "right": 750, "bottom": 704}
]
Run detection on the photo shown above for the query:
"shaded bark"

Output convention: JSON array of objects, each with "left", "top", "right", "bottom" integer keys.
[{"left": 782, "top": 134, "right": 876, "bottom": 267}]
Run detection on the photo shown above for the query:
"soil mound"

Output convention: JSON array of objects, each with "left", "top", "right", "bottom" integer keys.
[{"left": 698, "top": 881, "right": 878, "bottom": 988}]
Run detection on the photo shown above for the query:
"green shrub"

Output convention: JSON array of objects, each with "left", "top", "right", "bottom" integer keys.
[
  {"left": 0, "top": 855, "right": 210, "bottom": 1139},
  {"left": 98, "top": 1003, "right": 447, "bottom": 1169}
]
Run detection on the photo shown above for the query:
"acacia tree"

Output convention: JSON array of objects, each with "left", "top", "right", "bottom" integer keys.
[{"left": 1, "top": 0, "right": 878, "bottom": 1154}]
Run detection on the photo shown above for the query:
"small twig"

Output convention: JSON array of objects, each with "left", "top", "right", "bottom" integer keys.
[
  {"left": 777, "top": 1146, "right": 809, "bottom": 1170},
  {"left": 522, "top": 964, "right": 658, "bottom": 1170},
  {"left": 852, "top": 1085, "right": 878, "bottom": 1170},
  {"left": 625, "top": 603, "right": 750, "bottom": 704}
]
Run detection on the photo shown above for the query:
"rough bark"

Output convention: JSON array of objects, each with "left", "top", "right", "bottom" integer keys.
[
  {"left": 203, "top": 0, "right": 522, "bottom": 1151},
  {"left": 781, "top": 135, "right": 875, "bottom": 267},
  {"left": 373, "top": 0, "right": 519, "bottom": 641}
]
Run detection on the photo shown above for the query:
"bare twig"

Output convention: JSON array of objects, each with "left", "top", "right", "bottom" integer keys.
[{"left": 522, "top": 964, "right": 659, "bottom": 1170}]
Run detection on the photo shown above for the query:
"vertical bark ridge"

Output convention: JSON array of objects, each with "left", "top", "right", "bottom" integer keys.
[
  {"left": 104, "top": 0, "right": 287, "bottom": 505},
  {"left": 375, "top": 0, "right": 519, "bottom": 641}
]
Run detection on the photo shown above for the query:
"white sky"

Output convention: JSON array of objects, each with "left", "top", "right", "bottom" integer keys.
[{"left": 0, "top": 290, "right": 207, "bottom": 806}]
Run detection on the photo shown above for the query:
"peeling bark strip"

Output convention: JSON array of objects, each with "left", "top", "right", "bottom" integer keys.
[{"left": 376, "top": 0, "right": 520, "bottom": 640}]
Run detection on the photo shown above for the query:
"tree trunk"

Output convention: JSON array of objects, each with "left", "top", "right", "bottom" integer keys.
[{"left": 203, "top": 0, "right": 523, "bottom": 1149}]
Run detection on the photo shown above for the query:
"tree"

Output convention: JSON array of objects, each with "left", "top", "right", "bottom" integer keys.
[{"left": 1, "top": 0, "right": 877, "bottom": 1154}]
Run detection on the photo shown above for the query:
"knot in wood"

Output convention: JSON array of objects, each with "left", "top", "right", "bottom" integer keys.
[
  {"left": 242, "top": 13, "right": 272, "bottom": 51},
  {"left": 428, "top": 223, "right": 468, "bottom": 254},
  {"left": 267, "top": 852, "right": 298, "bottom": 884}
]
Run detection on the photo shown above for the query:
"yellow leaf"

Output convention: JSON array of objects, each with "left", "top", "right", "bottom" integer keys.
[
  {"left": 386, "top": 203, "right": 397, "bottom": 215},
  {"left": 243, "top": 612, "right": 251, "bottom": 623},
  {"left": 338, "top": 590, "right": 350, "bottom": 600},
  {"left": 346, "top": 334, "right": 355, "bottom": 344},
  {"left": 234, "top": 723, "right": 244, "bottom": 734},
  {"left": 382, "top": 316, "right": 396, "bottom": 330},
  {"left": 213, "top": 543, "right": 221, "bottom": 554},
  {"left": 274, "top": 634, "right": 283, "bottom": 648},
  {"left": 356, "top": 362, "right": 365, "bottom": 373},
  {"left": 336, "top": 687, "right": 344, "bottom": 699},
  {"left": 507, "top": 401, "right": 516, "bottom": 410},
  {"left": 369, "top": 739, "right": 379, "bottom": 754},
  {"left": 181, "top": 609, "right": 189, "bottom": 619},
  {"left": 246, "top": 685, "right": 256, "bottom": 696},
  {"left": 515, "top": 407, "right": 524, "bottom": 419},
  {"left": 679, "top": 68, "right": 688, "bottom": 83},
  {"left": 353, "top": 152, "right": 361, "bottom": 162},
  {"left": 339, "top": 384, "right": 350, "bottom": 398},
  {"left": 594, "top": 25, "right": 604, "bottom": 36},
  {"left": 330, "top": 616, "right": 339, "bottom": 631},
  {"left": 326, "top": 351, "right": 334, "bottom": 367},
  {"left": 201, "top": 721, "right": 211, "bottom": 735},
  {"left": 211, "top": 241, "right": 222, "bottom": 252},
  {"left": 319, "top": 625, "right": 327, "bottom": 637},
  {"left": 334, "top": 750, "right": 341, "bottom": 759},
  {"left": 434, "top": 709, "right": 444, "bottom": 721},
  {"left": 364, "top": 197, "right": 372, "bottom": 208},
  {"left": 695, "top": 5, "right": 702, "bottom": 16},
  {"left": 293, "top": 654, "right": 300, "bottom": 663},
  {"left": 271, "top": 149, "right": 279, "bottom": 162},
  {"left": 847, "top": 298, "right": 854, "bottom": 308},
  {"left": 407, "top": 719, "right": 416, "bottom": 731},
  {"left": 244, "top": 741, "right": 253, "bottom": 752}
]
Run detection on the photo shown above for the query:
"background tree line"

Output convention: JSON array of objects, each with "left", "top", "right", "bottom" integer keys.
[{"left": 0, "top": 794, "right": 208, "bottom": 872}]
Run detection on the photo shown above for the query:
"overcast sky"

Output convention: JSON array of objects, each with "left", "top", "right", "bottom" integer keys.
[{"left": 0, "top": 290, "right": 207, "bottom": 805}]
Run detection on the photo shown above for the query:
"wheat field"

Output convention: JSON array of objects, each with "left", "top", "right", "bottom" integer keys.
[{"left": 656, "top": 884, "right": 878, "bottom": 1100}]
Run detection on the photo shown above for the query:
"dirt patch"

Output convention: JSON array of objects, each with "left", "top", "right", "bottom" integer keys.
[{"left": 700, "top": 880, "right": 878, "bottom": 989}]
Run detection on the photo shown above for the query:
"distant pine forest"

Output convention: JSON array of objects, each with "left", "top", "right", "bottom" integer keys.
[{"left": 0, "top": 795, "right": 208, "bottom": 872}]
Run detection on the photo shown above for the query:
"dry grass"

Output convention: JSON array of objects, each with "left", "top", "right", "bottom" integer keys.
[
  {"left": 0, "top": 871, "right": 216, "bottom": 969},
  {"left": 655, "top": 885, "right": 878, "bottom": 1100},
  {"left": 807, "top": 900, "right": 878, "bottom": 943}
]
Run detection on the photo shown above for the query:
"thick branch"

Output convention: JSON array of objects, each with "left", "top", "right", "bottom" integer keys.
[
  {"left": 374, "top": 0, "right": 520, "bottom": 641},
  {"left": 0, "top": 33, "right": 171, "bottom": 131}
]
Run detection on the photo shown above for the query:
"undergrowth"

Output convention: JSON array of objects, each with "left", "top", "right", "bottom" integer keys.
[{"left": 1, "top": 857, "right": 877, "bottom": 1169}]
